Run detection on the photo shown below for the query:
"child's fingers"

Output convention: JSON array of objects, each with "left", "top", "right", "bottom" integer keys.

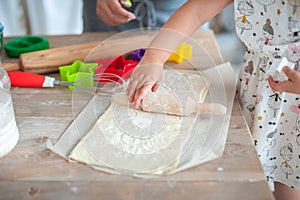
[
  {"left": 151, "top": 82, "right": 160, "bottom": 92},
  {"left": 283, "top": 66, "right": 299, "bottom": 82},
  {"left": 267, "top": 75, "right": 276, "bottom": 84},
  {"left": 129, "top": 91, "right": 136, "bottom": 104},
  {"left": 133, "top": 94, "right": 142, "bottom": 109},
  {"left": 268, "top": 76, "right": 282, "bottom": 92},
  {"left": 133, "top": 84, "right": 152, "bottom": 108},
  {"left": 268, "top": 76, "right": 292, "bottom": 93},
  {"left": 126, "top": 80, "right": 138, "bottom": 103}
]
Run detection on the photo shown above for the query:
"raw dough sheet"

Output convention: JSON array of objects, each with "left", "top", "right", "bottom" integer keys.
[{"left": 47, "top": 62, "right": 236, "bottom": 176}]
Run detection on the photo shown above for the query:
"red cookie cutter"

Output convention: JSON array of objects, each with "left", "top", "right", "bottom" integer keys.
[{"left": 95, "top": 56, "right": 138, "bottom": 82}]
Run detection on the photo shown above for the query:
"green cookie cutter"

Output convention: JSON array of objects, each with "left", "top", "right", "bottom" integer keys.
[
  {"left": 5, "top": 36, "right": 49, "bottom": 57},
  {"left": 59, "top": 60, "right": 98, "bottom": 90}
]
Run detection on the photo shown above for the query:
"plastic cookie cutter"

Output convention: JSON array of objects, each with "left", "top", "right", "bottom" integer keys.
[
  {"left": 121, "top": 0, "right": 132, "bottom": 7},
  {"left": 95, "top": 55, "right": 138, "bottom": 82},
  {"left": 4, "top": 36, "right": 49, "bottom": 57},
  {"left": 131, "top": 49, "right": 145, "bottom": 62},
  {"left": 59, "top": 60, "right": 98, "bottom": 90},
  {"left": 130, "top": 43, "right": 192, "bottom": 64},
  {"left": 167, "top": 42, "right": 192, "bottom": 63}
]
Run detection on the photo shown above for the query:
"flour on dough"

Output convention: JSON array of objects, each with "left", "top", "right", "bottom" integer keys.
[
  {"left": 69, "top": 70, "right": 208, "bottom": 174},
  {"left": 141, "top": 70, "right": 209, "bottom": 116}
]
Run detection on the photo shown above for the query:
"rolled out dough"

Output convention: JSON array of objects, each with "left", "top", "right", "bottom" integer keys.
[
  {"left": 69, "top": 70, "right": 209, "bottom": 174},
  {"left": 150, "top": 70, "right": 210, "bottom": 116}
]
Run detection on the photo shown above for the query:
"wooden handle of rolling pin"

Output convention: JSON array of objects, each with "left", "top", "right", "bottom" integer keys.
[
  {"left": 2, "top": 62, "right": 20, "bottom": 72},
  {"left": 18, "top": 41, "right": 99, "bottom": 74}
]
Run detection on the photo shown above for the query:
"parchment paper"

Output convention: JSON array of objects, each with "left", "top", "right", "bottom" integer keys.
[{"left": 47, "top": 62, "right": 236, "bottom": 176}]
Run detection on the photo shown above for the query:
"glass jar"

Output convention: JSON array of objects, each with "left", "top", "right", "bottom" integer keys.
[
  {"left": 0, "top": 23, "right": 19, "bottom": 158},
  {"left": 0, "top": 60, "right": 19, "bottom": 158}
]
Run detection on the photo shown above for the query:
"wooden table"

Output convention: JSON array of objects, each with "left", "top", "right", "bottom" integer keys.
[{"left": 0, "top": 31, "right": 274, "bottom": 200}]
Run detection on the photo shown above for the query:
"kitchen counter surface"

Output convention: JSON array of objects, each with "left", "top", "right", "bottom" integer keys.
[{"left": 0, "top": 30, "right": 274, "bottom": 200}]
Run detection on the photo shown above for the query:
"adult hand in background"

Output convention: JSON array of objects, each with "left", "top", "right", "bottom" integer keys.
[
  {"left": 96, "top": 0, "right": 136, "bottom": 26},
  {"left": 126, "top": 63, "right": 164, "bottom": 108},
  {"left": 268, "top": 66, "right": 300, "bottom": 94}
]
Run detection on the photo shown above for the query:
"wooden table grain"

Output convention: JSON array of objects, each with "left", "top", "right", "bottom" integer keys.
[{"left": 0, "top": 31, "right": 274, "bottom": 200}]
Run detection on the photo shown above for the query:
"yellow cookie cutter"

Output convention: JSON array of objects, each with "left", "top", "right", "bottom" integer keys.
[{"left": 168, "top": 42, "right": 192, "bottom": 63}]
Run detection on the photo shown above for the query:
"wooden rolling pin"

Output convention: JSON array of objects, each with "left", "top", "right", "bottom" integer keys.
[{"left": 2, "top": 42, "right": 98, "bottom": 73}]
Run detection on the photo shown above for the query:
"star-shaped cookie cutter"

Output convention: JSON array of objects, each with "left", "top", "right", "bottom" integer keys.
[{"left": 59, "top": 60, "right": 98, "bottom": 90}]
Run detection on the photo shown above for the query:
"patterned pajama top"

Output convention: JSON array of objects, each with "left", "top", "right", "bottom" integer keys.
[{"left": 235, "top": 0, "right": 300, "bottom": 190}]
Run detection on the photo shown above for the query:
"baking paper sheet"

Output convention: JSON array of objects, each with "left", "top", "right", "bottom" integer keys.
[{"left": 47, "top": 62, "right": 236, "bottom": 176}]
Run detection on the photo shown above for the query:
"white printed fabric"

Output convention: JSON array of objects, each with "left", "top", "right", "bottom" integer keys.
[{"left": 235, "top": 0, "right": 300, "bottom": 190}]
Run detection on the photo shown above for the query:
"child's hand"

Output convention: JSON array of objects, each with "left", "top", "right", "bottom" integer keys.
[
  {"left": 96, "top": 0, "right": 136, "bottom": 26},
  {"left": 126, "top": 63, "right": 164, "bottom": 108},
  {"left": 268, "top": 66, "right": 300, "bottom": 94}
]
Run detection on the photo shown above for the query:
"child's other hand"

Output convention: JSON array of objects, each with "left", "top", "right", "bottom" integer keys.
[
  {"left": 96, "top": 0, "right": 136, "bottom": 26},
  {"left": 268, "top": 66, "right": 300, "bottom": 94},
  {"left": 126, "top": 63, "right": 164, "bottom": 108}
]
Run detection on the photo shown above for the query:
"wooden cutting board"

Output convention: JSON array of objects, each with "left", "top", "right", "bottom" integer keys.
[{"left": 2, "top": 30, "right": 223, "bottom": 74}]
